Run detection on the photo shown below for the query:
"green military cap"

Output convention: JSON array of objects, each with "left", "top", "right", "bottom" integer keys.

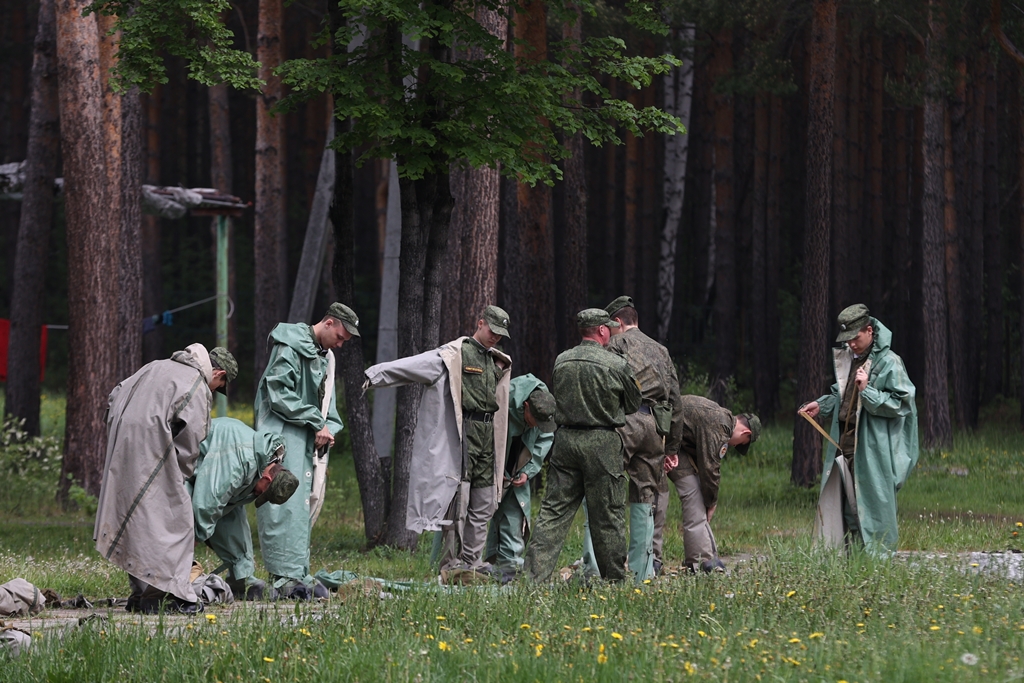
[
  {"left": 526, "top": 387, "right": 557, "bottom": 433},
  {"left": 208, "top": 347, "right": 238, "bottom": 395},
  {"left": 577, "top": 308, "right": 620, "bottom": 329},
  {"left": 735, "top": 413, "right": 761, "bottom": 456},
  {"left": 835, "top": 304, "right": 871, "bottom": 343},
  {"left": 255, "top": 466, "right": 300, "bottom": 508},
  {"left": 326, "top": 302, "right": 361, "bottom": 337},
  {"left": 483, "top": 305, "right": 511, "bottom": 338},
  {"left": 604, "top": 295, "right": 635, "bottom": 316}
]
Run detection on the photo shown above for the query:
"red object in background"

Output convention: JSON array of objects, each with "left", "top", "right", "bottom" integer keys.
[{"left": 0, "top": 319, "right": 48, "bottom": 382}]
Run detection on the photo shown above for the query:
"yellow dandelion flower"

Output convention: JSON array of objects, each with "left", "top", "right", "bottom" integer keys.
[
  {"left": 786, "top": 591, "right": 796, "bottom": 598},
  {"left": 788, "top": 638, "right": 801, "bottom": 644},
  {"left": 634, "top": 589, "right": 642, "bottom": 594},
  {"left": 589, "top": 614, "right": 601, "bottom": 619},
  {"left": 930, "top": 626, "right": 941, "bottom": 631},
  {"left": 1016, "top": 522, "right": 1022, "bottom": 527},
  {"left": 582, "top": 627, "right": 592, "bottom": 632},
  {"left": 464, "top": 638, "right": 473, "bottom": 643},
  {"left": 710, "top": 603, "right": 715, "bottom": 612},
  {"left": 535, "top": 644, "right": 543, "bottom": 657},
  {"left": 520, "top": 623, "right": 530, "bottom": 629},
  {"left": 563, "top": 625, "right": 572, "bottom": 631},
  {"left": 856, "top": 623, "right": 864, "bottom": 627},
  {"left": 698, "top": 631, "right": 707, "bottom": 637},
  {"left": 684, "top": 661, "right": 696, "bottom": 674},
  {"left": 611, "top": 632, "right": 623, "bottom": 640},
  {"left": 263, "top": 657, "right": 274, "bottom": 663},
  {"left": 643, "top": 579, "right": 651, "bottom": 584},
  {"left": 436, "top": 616, "right": 446, "bottom": 621},
  {"left": 599, "top": 643, "right": 605, "bottom": 654},
  {"left": 438, "top": 641, "right": 448, "bottom": 651},
  {"left": 205, "top": 614, "right": 217, "bottom": 623},
  {"left": 972, "top": 626, "right": 983, "bottom": 634},
  {"left": 809, "top": 633, "right": 824, "bottom": 639},
  {"left": 597, "top": 653, "right": 608, "bottom": 664}
]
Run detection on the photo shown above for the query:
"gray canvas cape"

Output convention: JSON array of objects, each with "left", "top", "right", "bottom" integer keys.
[
  {"left": 94, "top": 344, "right": 214, "bottom": 603},
  {"left": 363, "top": 337, "right": 511, "bottom": 533}
]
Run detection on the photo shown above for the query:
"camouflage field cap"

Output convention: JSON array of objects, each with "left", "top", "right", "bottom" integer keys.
[
  {"left": 835, "top": 304, "right": 871, "bottom": 343},
  {"left": 527, "top": 387, "right": 557, "bottom": 433},
  {"left": 255, "top": 466, "right": 300, "bottom": 508},
  {"left": 735, "top": 413, "right": 761, "bottom": 455},
  {"left": 577, "top": 308, "right": 620, "bottom": 329},
  {"left": 208, "top": 347, "right": 238, "bottom": 395},
  {"left": 604, "top": 295, "right": 635, "bottom": 317},
  {"left": 483, "top": 305, "right": 511, "bottom": 338},
  {"left": 327, "top": 302, "right": 361, "bottom": 337}
]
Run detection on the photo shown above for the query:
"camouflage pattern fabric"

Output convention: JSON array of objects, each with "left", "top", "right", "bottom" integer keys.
[
  {"left": 462, "top": 338, "right": 500, "bottom": 488},
  {"left": 676, "top": 395, "right": 735, "bottom": 509},
  {"left": 524, "top": 340, "right": 641, "bottom": 583}
]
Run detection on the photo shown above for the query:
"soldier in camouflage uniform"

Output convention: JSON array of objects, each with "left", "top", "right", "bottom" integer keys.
[
  {"left": 523, "top": 309, "right": 642, "bottom": 583},
  {"left": 655, "top": 395, "right": 760, "bottom": 573},
  {"left": 600, "top": 295, "right": 684, "bottom": 582}
]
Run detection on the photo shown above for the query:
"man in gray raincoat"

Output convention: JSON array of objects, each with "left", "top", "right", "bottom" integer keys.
[
  {"left": 189, "top": 417, "right": 299, "bottom": 600},
  {"left": 364, "top": 306, "right": 512, "bottom": 573},
  {"left": 483, "top": 375, "right": 556, "bottom": 581},
  {"left": 95, "top": 344, "right": 237, "bottom": 614},
  {"left": 798, "top": 304, "right": 919, "bottom": 555},
  {"left": 255, "top": 303, "right": 355, "bottom": 598}
]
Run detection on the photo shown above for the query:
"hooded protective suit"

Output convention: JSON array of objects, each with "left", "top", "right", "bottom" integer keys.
[
  {"left": 95, "top": 344, "right": 215, "bottom": 603},
  {"left": 363, "top": 337, "right": 511, "bottom": 534},
  {"left": 813, "top": 317, "right": 919, "bottom": 555},
  {"left": 484, "top": 374, "right": 554, "bottom": 571},
  {"left": 255, "top": 323, "right": 343, "bottom": 584},
  {"left": 188, "top": 418, "right": 285, "bottom": 582}
]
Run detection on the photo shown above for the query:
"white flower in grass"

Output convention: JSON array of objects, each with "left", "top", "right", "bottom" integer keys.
[{"left": 960, "top": 653, "right": 979, "bottom": 666}]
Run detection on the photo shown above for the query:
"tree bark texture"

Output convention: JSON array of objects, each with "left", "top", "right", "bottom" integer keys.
[
  {"left": 830, "top": 20, "right": 850, "bottom": 311},
  {"left": 5, "top": 0, "right": 58, "bottom": 437},
  {"left": 254, "top": 0, "right": 286, "bottom": 382},
  {"left": 868, "top": 34, "right": 885, "bottom": 307},
  {"left": 118, "top": 87, "right": 143, "bottom": 382},
  {"left": 792, "top": 0, "right": 836, "bottom": 488},
  {"left": 141, "top": 87, "right": 162, "bottom": 363},
  {"left": 920, "top": 6, "right": 953, "bottom": 449},
  {"left": 56, "top": 0, "right": 119, "bottom": 498},
  {"left": 946, "top": 56, "right": 971, "bottom": 431},
  {"left": 982, "top": 55, "right": 1003, "bottom": 401},
  {"left": 711, "top": 28, "right": 736, "bottom": 393}
]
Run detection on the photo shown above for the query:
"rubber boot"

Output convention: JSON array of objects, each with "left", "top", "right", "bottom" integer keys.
[{"left": 627, "top": 503, "right": 655, "bottom": 583}]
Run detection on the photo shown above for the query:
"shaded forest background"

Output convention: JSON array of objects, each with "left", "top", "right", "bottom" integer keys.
[{"left": 1, "top": 0, "right": 1024, "bottom": 536}]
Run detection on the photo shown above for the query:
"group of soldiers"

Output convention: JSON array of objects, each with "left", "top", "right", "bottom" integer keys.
[{"left": 93, "top": 294, "right": 919, "bottom": 612}]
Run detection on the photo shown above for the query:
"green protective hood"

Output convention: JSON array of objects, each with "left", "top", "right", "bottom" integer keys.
[
  {"left": 253, "top": 429, "right": 285, "bottom": 471},
  {"left": 508, "top": 373, "right": 547, "bottom": 433},
  {"left": 867, "top": 316, "right": 892, "bottom": 359},
  {"left": 268, "top": 322, "right": 320, "bottom": 360}
]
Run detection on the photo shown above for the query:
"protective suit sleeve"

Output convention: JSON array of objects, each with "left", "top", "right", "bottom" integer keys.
[
  {"left": 363, "top": 349, "right": 445, "bottom": 389},
  {"left": 859, "top": 361, "right": 915, "bottom": 419},
  {"left": 325, "top": 383, "right": 344, "bottom": 437},
  {"left": 519, "top": 427, "right": 554, "bottom": 480},
  {"left": 263, "top": 345, "right": 326, "bottom": 431},
  {"left": 191, "top": 445, "right": 252, "bottom": 542},
  {"left": 815, "top": 384, "right": 840, "bottom": 419}
]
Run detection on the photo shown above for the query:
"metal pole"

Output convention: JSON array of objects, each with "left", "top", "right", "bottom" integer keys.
[{"left": 216, "top": 214, "right": 229, "bottom": 417}]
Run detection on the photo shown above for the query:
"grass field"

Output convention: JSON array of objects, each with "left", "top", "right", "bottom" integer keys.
[{"left": 1, "top": 393, "right": 1022, "bottom": 681}]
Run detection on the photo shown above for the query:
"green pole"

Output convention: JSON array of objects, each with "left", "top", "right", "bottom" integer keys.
[{"left": 216, "top": 215, "right": 229, "bottom": 417}]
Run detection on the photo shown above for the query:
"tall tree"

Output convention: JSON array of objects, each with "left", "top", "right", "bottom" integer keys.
[
  {"left": 920, "top": 1, "right": 952, "bottom": 449},
  {"left": 981, "top": 51, "right": 1003, "bottom": 401},
  {"left": 711, "top": 27, "right": 737, "bottom": 392},
  {"left": 141, "top": 86, "right": 162, "bottom": 363},
  {"left": 5, "top": 0, "right": 59, "bottom": 437},
  {"left": 792, "top": 0, "right": 836, "bottom": 488},
  {"left": 946, "top": 51, "right": 970, "bottom": 431},
  {"left": 254, "top": 0, "right": 286, "bottom": 380},
  {"left": 56, "top": 0, "right": 119, "bottom": 498}
]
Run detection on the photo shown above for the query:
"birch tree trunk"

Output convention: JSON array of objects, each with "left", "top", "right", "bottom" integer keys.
[
  {"left": 792, "top": 0, "right": 836, "bottom": 488},
  {"left": 56, "top": 0, "right": 119, "bottom": 498},
  {"left": 5, "top": 0, "right": 58, "bottom": 437},
  {"left": 657, "top": 25, "right": 694, "bottom": 343}
]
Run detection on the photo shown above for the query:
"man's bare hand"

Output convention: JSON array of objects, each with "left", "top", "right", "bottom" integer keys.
[
  {"left": 706, "top": 505, "right": 716, "bottom": 523},
  {"left": 854, "top": 366, "right": 869, "bottom": 391},
  {"left": 314, "top": 426, "right": 334, "bottom": 449},
  {"left": 663, "top": 453, "right": 679, "bottom": 473},
  {"left": 798, "top": 401, "right": 820, "bottom": 418},
  {"left": 511, "top": 473, "right": 528, "bottom": 487}
]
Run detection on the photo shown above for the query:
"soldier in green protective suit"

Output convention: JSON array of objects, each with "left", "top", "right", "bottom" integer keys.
[
  {"left": 255, "top": 303, "right": 356, "bottom": 599},
  {"left": 798, "top": 304, "right": 919, "bottom": 556},
  {"left": 524, "top": 309, "right": 642, "bottom": 583},
  {"left": 188, "top": 418, "right": 299, "bottom": 600},
  {"left": 483, "top": 375, "right": 556, "bottom": 582}
]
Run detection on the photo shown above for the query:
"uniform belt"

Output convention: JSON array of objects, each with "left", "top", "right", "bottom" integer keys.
[
  {"left": 464, "top": 410, "right": 495, "bottom": 423},
  {"left": 637, "top": 404, "right": 652, "bottom": 415},
  {"left": 560, "top": 425, "right": 616, "bottom": 431}
]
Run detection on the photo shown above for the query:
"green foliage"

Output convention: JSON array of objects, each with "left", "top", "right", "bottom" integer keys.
[
  {"left": 0, "top": 416, "right": 63, "bottom": 516},
  {"left": 68, "top": 484, "right": 99, "bottom": 518},
  {"left": 86, "top": 0, "right": 262, "bottom": 92}
]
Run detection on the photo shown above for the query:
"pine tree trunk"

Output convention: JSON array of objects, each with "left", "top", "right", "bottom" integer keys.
[
  {"left": 657, "top": 27, "right": 694, "bottom": 343},
  {"left": 56, "top": 0, "right": 118, "bottom": 499},
  {"left": 947, "top": 55, "right": 970, "bottom": 430},
  {"left": 1018, "top": 67, "right": 1024, "bottom": 429},
  {"left": 141, "top": 87, "right": 163, "bottom": 363},
  {"left": 966, "top": 52, "right": 987, "bottom": 427},
  {"left": 921, "top": 5, "right": 953, "bottom": 449},
  {"left": 846, "top": 31, "right": 864, "bottom": 299},
  {"left": 830, "top": 20, "right": 849, "bottom": 311},
  {"left": 750, "top": 92, "right": 773, "bottom": 420},
  {"left": 792, "top": 0, "right": 836, "bottom": 488},
  {"left": 5, "top": 0, "right": 58, "bottom": 437},
  {"left": 254, "top": 0, "right": 286, "bottom": 381},
  {"left": 893, "top": 38, "right": 912, "bottom": 359},
  {"left": 868, "top": 34, "right": 885, "bottom": 308},
  {"left": 982, "top": 55, "right": 1003, "bottom": 402},
  {"left": 118, "top": 87, "right": 143, "bottom": 382},
  {"left": 559, "top": 3, "right": 587, "bottom": 347},
  {"left": 765, "top": 93, "right": 783, "bottom": 418},
  {"left": 711, "top": 28, "right": 736, "bottom": 392}
]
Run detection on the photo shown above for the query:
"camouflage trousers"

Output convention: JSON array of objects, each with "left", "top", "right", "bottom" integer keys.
[
  {"left": 618, "top": 410, "right": 666, "bottom": 504},
  {"left": 652, "top": 456, "right": 718, "bottom": 568},
  {"left": 524, "top": 428, "right": 627, "bottom": 583}
]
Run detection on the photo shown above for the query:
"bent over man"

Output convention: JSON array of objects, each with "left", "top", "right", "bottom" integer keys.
[
  {"left": 364, "top": 306, "right": 512, "bottom": 573},
  {"left": 189, "top": 417, "right": 299, "bottom": 601},
  {"left": 95, "top": 344, "right": 237, "bottom": 614},
  {"left": 656, "top": 396, "right": 759, "bottom": 573},
  {"left": 524, "top": 309, "right": 641, "bottom": 583},
  {"left": 798, "top": 304, "right": 918, "bottom": 555},
  {"left": 255, "top": 303, "right": 355, "bottom": 599}
]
